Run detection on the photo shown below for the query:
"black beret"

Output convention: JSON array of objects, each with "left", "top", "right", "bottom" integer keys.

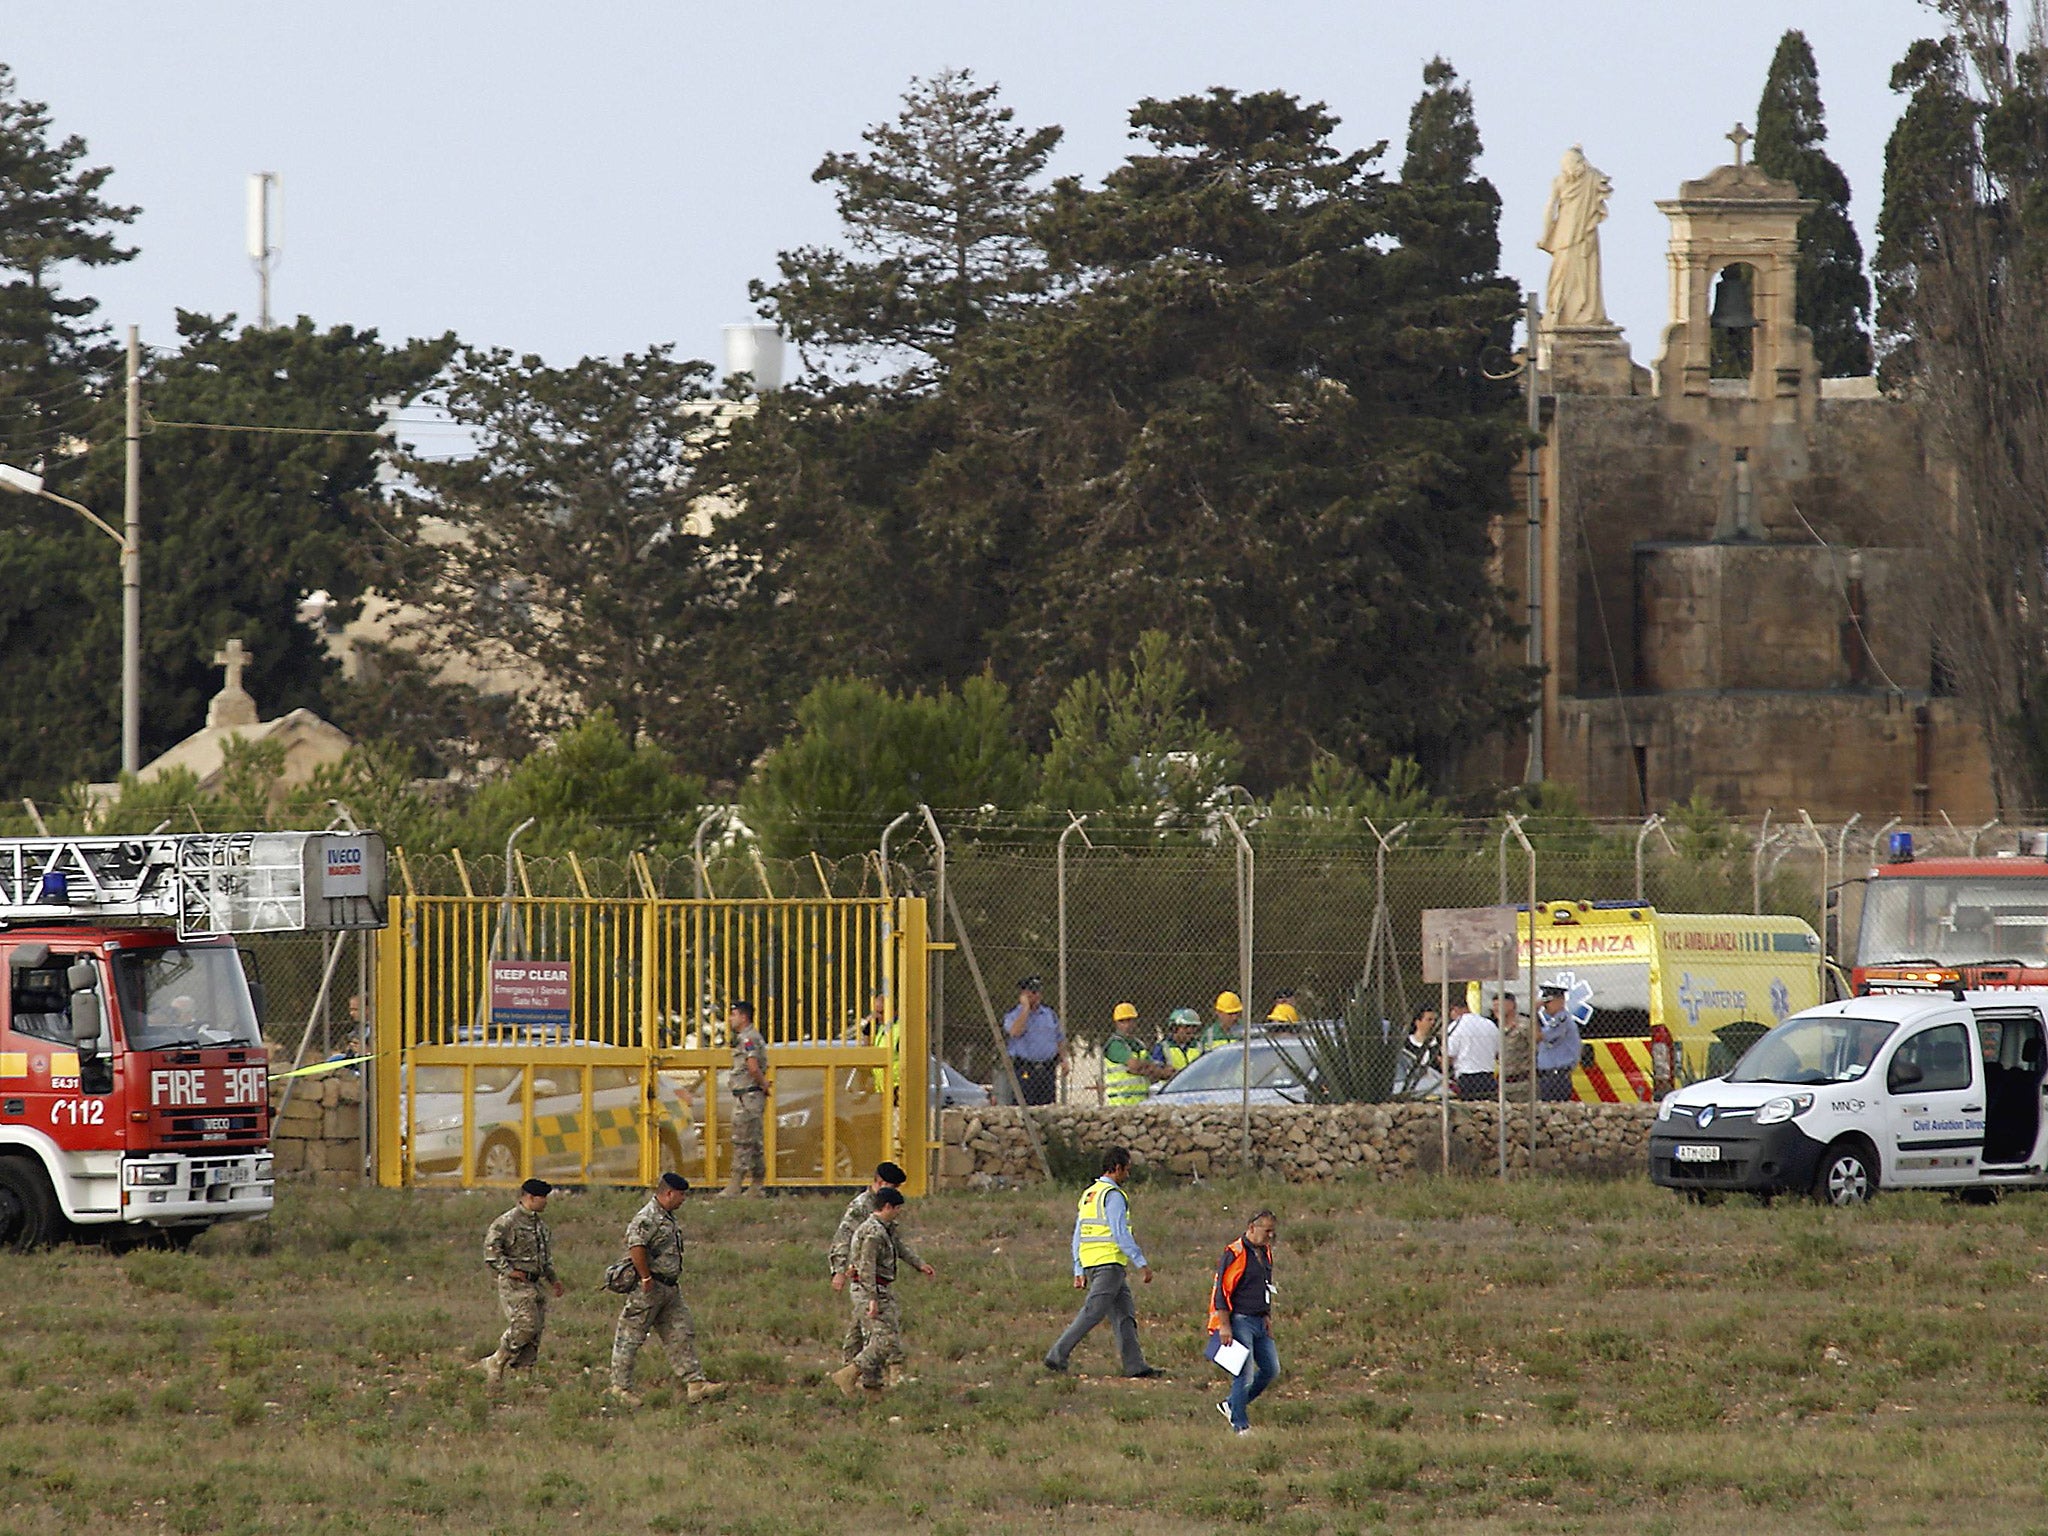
[
  {"left": 660, "top": 1172, "right": 690, "bottom": 1192},
  {"left": 876, "top": 1161, "right": 908, "bottom": 1185},
  {"left": 521, "top": 1178, "right": 552, "bottom": 1197}
]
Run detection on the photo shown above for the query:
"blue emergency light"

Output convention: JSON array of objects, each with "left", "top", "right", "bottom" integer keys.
[
  {"left": 1888, "top": 831, "right": 1915, "bottom": 863},
  {"left": 34, "top": 870, "right": 68, "bottom": 904}
]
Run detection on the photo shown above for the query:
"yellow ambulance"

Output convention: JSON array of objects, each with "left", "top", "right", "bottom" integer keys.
[{"left": 1490, "top": 902, "right": 1822, "bottom": 1100}]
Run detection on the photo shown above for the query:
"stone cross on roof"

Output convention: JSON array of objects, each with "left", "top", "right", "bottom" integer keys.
[
  {"left": 1727, "top": 122, "right": 1752, "bottom": 166},
  {"left": 214, "top": 637, "right": 250, "bottom": 693},
  {"left": 206, "top": 637, "right": 259, "bottom": 729}
]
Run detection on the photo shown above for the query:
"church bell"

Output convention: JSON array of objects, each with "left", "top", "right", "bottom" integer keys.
[{"left": 1709, "top": 270, "right": 1759, "bottom": 331}]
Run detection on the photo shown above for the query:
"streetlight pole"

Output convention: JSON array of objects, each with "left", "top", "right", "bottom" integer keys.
[
  {"left": 123, "top": 326, "right": 142, "bottom": 776},
  {"left": 0, "top": 460, "right": 138, "bottom": 775}
]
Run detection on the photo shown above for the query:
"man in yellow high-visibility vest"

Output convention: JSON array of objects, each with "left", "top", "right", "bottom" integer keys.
[
  {"left": 1042, "top": 1146, "right": 1160, "bottom": 1378},
  {"left": 1102, "top": 1003, "right": 1162, "bottom": 1105}
]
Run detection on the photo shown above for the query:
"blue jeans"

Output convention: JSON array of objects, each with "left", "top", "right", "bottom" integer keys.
[{"left": 1224, "top": 1313, "right": 1279, "bottom": 1430}]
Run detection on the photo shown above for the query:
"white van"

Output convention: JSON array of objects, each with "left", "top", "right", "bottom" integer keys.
[{"left": 1647, "top": 989, "right": 2048, "bottom": 1206}]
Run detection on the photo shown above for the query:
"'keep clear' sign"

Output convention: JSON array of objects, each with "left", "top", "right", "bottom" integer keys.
[{"left": 490, "top": 962, "right": 573, "bottom": 1030}]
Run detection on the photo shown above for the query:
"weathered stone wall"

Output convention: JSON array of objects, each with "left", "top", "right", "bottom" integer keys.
[
  {"left": 936, "top": 1102, "right": 1656, "bottom": 1186},
  {"left": 268, "top": 1071, "right": 364, "bottom": 1181}
]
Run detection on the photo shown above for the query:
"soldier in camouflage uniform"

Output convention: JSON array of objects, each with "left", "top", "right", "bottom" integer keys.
[
  {"left": 828, "top": 1187, "right": 935, "bottom": 1398},
  {"left": 479, "top": 1178, "right": 565, "bottom": 1388},
  {"left": 828, "top": 1162, "right": 909, "bottom": 1375},
  {"left": 608, "top": 1172, "right": 728, "bottom": 1407},
  {"left": 721, "top": 1000, "right": 770, "bottom": 1197}
]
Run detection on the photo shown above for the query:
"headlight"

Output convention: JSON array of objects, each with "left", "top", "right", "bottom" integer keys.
[
  {"left": 1754, "top": 1093, "right": 1815, "bottom": 1126},
  {"left": 125, "top": 1163, "right": 176, "bottom": 1187},
  {"left": 1657, "top": 1097, "right": 1682, "bottom": 1121}
]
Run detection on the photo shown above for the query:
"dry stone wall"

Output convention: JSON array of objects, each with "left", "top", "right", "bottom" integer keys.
[
  {"left": 268, "top": 1070, "right": 365, "bottom": 1181},
  {"left": 938, "top": 1102, "right": 1656, "bottom": 1185}
]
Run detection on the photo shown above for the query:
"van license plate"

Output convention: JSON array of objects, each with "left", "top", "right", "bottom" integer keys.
[{"left": 1674, "top": 1144, "right": 1721, "bottom": 1163}]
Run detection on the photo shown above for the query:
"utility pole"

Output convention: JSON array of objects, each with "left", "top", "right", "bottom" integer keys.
[
  {"left": 247, "top": 173, "right": 281, "bottom": 328},
  {"left": 1523, "top": 290, "right": 1545, "bottom": 786},
  {"left": 122, "top": 325, "right": 142, "bottom": 776}
]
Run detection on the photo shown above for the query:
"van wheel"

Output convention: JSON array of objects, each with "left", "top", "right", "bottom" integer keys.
[
  {"left": 1813, "top": 1141, "right": 1877, "bottom": 1207},
  {"left": 0, "top": 1159, "right": 60, "bottom": 1251}
]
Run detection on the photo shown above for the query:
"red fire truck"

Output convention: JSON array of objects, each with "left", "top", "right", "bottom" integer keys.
[
  {"left": 0, "top": 831, "right": 385, "bottom": 1250},
  {"left": 1853, "top": 832, "right": 2048, "bottom": 993}
]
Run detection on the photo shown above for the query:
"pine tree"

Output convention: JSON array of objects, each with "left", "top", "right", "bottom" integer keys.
[
  {"left": 388, "top": 346, "right": 739, "bottom": 759},
  {"left": 752, "top": 68, "right": 1061, "bottom": 385},
  {"left": 0, "top": 314, "right": 449, "bottom": 798},
  {"left": 973, "top": 85, "right": 1524, "bottom": 784},
  {"left": 1753, "top": 30, "right": 1873, "bottom": 376},
  {"left": 0, "top": 63, "right": 137, "bottom": 467}
]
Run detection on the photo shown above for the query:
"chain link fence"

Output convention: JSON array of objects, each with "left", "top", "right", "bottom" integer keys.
[{"left": 379, "top": 811, "right": 2038, "bottom": 1174}]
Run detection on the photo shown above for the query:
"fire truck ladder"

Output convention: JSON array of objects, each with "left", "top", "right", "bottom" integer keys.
[{"left": 0, "top": 832, "right": 386, "bottom": 938}]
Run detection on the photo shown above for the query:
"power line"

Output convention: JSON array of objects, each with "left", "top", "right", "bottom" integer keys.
[{"left": 145, "top": 413, "right": 386, "bottom": 438}]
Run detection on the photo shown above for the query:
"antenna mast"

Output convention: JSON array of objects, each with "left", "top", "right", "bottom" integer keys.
[{"left": 246, "top": 172, "right": 282, "bottom": 328}]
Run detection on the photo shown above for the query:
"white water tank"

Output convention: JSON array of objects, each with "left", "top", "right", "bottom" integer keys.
[{"left": 722, "top": 324, "right": 785, "bottom": 391}]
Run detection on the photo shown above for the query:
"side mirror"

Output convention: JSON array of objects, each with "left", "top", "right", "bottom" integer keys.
[
  {"left": 1889, "top": 1057, "right": 1924, "bottom": 1092},
  {"left": 8, "top": 943, "right": 50, "bottom": 973},
  {"left": 66, "top": 961, "right": 102, "bottom": 1058}
]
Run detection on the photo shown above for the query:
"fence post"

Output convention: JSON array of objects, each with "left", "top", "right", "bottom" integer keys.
[
  {"left": 1634, "top": 814, "right": 1664, "bottom": 904},
  {"left": 1057, "top": 815, "right": 1092, "bottom": 1104},
  {"left": 1751, "top": 810, "right": 1775, "bottom": 915},
  {"left": 1222, "top": 810, "right": 1254, "bottom": 1171},
  {"left": 1796, "top": 810, "right": 1831, "bottom": 961},
  {"left": 879, "top": 811, "right": 913, "bottom": 900},
  {"left": 373, "top": 898, "right": 405, "bottom": 1186},
  {"left": 917, "top": 805, "right": 947, "bottom": 1146},
  {"left": 1506, "top": 815, "right": 1536, "bottom": 1172}
]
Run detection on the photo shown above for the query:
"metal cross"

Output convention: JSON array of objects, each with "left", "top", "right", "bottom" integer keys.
[
  {"left": 213, "top": 637, "right": 251, "bottom": 692},
  {"left": 1727, "top": 123, "right": 1753, "bottom": 166}
]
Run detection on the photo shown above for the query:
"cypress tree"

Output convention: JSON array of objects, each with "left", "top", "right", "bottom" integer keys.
[
  {"left": 1753, "top": 30, "right": 1873, "bottom": 376},
  {"left": 1872, "top": 37, "right": 1976, "bottom": 391}
]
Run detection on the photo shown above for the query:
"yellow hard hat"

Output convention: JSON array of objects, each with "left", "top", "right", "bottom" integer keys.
[
  {"left": 1267, "top": 1001, "right": 1301, "bottom": 1023},
  {"left": 1215, "top": 990, "right": 1244, "bottom": 1015},
  {"left": 1112, "top": 1001, "right": 1139, "bottom": 1023}
]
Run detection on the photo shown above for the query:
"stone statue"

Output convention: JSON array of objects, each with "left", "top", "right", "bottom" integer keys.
[{"left": 1538, "top": 145, "right": 1613, "bottom": 327}]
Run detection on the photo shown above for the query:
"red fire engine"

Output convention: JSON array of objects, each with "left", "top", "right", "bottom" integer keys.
[
  {"left": 0, "top": 831, "right": 385, "bottom": 1249},
  {"left": 1853, "top": 831, "right": 2048, "bottom": 994}
]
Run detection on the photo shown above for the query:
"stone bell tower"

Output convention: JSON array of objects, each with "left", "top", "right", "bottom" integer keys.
[
  {"left": 1498, "top": 129, "right": 1998, "bottom": 821},
  {"left": 1653, "top": 125, "right": 1819, "bottom": 427}
]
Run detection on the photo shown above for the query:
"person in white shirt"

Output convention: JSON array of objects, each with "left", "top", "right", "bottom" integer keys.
[{"left": 1443, "top": 993, "right": 1500, "bottom": 1099}]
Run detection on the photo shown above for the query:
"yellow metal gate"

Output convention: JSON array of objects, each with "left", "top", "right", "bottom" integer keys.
[{"left": 373, "top": 893, "right": 930, "bottom": 1194}]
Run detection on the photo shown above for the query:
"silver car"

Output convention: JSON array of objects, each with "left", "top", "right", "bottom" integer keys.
[{"left": 1154, "top": 1038, "right": 1315, "bottom": 1105}]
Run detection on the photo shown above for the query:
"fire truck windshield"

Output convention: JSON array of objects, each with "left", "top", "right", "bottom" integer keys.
[
  {"left": 112, "top": 946, "right": 262, "bottom": 1051},
  {"left": 1858, "top": 875, "right": 2048, "bottom": 968}
]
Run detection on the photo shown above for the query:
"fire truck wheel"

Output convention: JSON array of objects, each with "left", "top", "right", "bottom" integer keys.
[{"left": 0, "top": 1159, "right": 58, "bottom": 1251}]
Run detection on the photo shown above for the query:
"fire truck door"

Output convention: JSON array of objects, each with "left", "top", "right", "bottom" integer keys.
[{"left": 3, "top": 948, "right": 104, "bottom": 1126}]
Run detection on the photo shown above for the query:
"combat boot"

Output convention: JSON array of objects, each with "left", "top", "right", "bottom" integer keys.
[
  {"left": 605, "top": 1385, "right": 642, "bottom": 1408},
  {"left": 886, "top": 1364, "right": 905, "bottom": 1388},
  {"left": 478, "top": 1352, "right": 505, "bottom": 1390},
  {"left": 686, "top": 1380, "right": 727, "bottom": 1405},
  {"left": 828, "top": 1364, "right": 862, "bottom": 1399}
]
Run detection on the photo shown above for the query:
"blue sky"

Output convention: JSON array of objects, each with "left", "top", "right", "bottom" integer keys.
[{"left": 13, "top": 2, "right": 1941, "bottom": 378}]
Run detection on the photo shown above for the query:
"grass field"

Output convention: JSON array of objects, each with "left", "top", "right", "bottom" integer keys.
[{"left": 4, "top": 1173, "right": 2048, "bottom": 1534}]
